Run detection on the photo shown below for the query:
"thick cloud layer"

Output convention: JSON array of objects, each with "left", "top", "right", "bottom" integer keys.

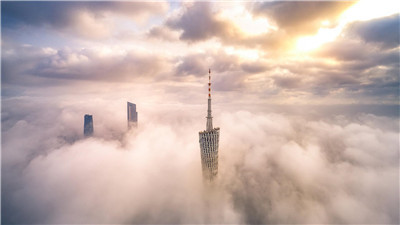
[
  {"left": 2, "top": 97, "right": 398, "bottom": 224},
  {"left": 2, "top": 2, "right": 399, "bottom": 105},
  {"left": 1, "top": 2, "right": 399, "bottom": 224},
  {"left": 347, "top": 14, "right": 400, "bottom": 49},
  {"left": 2, "top": 42, "right": 171, "bottom": 83},
  {"left": 2, "top": 1, "right": 168, "bottom": 39},
  {"left": 167, "top": 2, "right": 229, "bottom": 42},
  {"left": 252, "top": 1, "right": 355, "bottom": 35}
]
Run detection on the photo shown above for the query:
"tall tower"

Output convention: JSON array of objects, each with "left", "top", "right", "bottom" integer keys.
[
  {"left": 199, "top": 69, "right": 220, "bottom": 182},
  {"left": 127, "top": 102, "right": 138, "bottom": 129},
  {"left": 84, "top": 114, "right": 94, "bottom": 137}
]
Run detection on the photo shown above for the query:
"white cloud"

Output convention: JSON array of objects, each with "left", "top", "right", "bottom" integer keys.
[{"left": 2, "top": 97, "right": 398, "bottom": 224}]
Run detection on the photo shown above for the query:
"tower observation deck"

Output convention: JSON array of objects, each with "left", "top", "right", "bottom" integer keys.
[{"left": 199, "top": 69, "right": 220, "bottom": 182}]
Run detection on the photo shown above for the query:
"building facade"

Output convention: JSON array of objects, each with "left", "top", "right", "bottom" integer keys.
[
  {"left": 84, "top": 114, "right": 93, "bottom": 136},
  {"left": 127, "top": 102, "right": 138, "bottom": 129},
  {"left": 199, "top": 69, "right": 220, "bottom": 182}
]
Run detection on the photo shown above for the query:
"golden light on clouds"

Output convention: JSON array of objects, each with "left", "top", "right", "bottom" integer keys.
[
  {"left": 238, "top": 16, "right": 272, "bottom": 36},
  {"left": 340, "top": 0, "right": 399, "bottom": 22},
  {"left": 295, "top": 0, "right": 399, "bottom": 52},
  {"left": 296, "top": 26, "right": 341, "bottom": 52},
  {"left": 225, "top": 46, "right": 260, "bottom": 60},
  {"left": 218, "top": 5, "right": 273, "bottom": 36}
]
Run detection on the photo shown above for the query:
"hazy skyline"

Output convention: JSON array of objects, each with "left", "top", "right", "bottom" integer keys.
[{"left": 2, "top": 1, "right": 399, "bottom": 224}]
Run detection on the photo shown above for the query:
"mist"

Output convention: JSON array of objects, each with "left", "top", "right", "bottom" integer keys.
[
  {"left": 2, "top": 95, "right": 398, "bottom": 224},
  {"left": 2, "top": 1, "right": 399, "bottom": 224}
]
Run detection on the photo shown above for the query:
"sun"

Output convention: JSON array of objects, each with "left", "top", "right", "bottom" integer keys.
[
  {"left": 340, "top": 0, "right": 399, "bottom": 23},
  {"left": 296, "top": 26, "right": 341, "bottom": 52}
]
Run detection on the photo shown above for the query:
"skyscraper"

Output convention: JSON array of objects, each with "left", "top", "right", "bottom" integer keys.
[
  {"left": 84, "top": 114, "right": 94, "bottom": 137},
  {"left": 199, "top": 69, "right": 220, "bottom": 182},
  {"left": 127, "top": 102, "right": 138, "bottom": 129}
]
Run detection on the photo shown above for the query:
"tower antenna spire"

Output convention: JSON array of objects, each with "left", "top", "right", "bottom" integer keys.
[
  {"left": 208, "top": 68, "right": 211, "bottom": 98},
  {"left": 199, "top": 68, "right": 220, "bottom": 182},
  {"left": 206, "top": 68, "right": 213, "bottom": 131}
]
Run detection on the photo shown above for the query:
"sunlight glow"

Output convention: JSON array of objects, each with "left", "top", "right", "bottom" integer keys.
[
  {"left": 218, "top": 5, "right": 274, "bottom": 36},
  {"left": 296, "top": 26, "right": 341, "bottom": 52},
  {"left": 340, "top": 0, "right": 399, "bottom": 23},
  {"left": 225, "top": 47, "right": 260, "bottom": 60},
  {"left": 295, "top": 0, "right": 399, "bottom": 52},
  {"left": 235, "top": 14, "right": 272, "bottom": 36}
]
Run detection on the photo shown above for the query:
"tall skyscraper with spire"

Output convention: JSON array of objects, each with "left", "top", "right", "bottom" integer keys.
[{"left": 199, "top": 69, "right": 220, "bottom": 182}]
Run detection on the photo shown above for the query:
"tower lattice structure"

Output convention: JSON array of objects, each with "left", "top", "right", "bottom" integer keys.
[{"left": 199, "top": 69, "right": 220, "bottom": 182}]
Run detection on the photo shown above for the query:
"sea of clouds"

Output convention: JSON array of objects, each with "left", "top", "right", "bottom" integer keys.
[{"left": 2, "top": 97, "right": 399, "bottom": 224}]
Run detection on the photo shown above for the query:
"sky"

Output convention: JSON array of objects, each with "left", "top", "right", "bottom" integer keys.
[{"left": 1, "top": 1, "right": 399, "bottom": 224}]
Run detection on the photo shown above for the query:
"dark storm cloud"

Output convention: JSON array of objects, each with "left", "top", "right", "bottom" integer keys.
[
  {"left": 315, "top": 39, "right": 399, "bottom": 76},
  {"left": 175, "top": 51, "right": 239, "bottom": 77},
  {"left": 351, "top": 63, "right": 399, "bottom": 99},
  {"left": 164, "top": 2, "right": 290, "bottom": 51},
  {"left": 212, "top": 53, "right": 240, "bottom": 74},
  {"left": 307, "top": 31, "right": 399, "bottom": 100},
  {"left": 166, "top": 2, "right": 229, "bottom": 42},
  {"left": 256, "top": 44, "right": 399, "bottom": 101},
  {"left": 2, "top": 1, "right": 168, "bottom": 39},
  {"left": 36, "top": 48, "right": 169, "bottom": 81},
  {"left": 252, "top": 1, "right": 355, "bottom": 35},
  {"left": 2, "top": 42, "right": 170, "bottom": 85},
  {"left": 315, "top": 39, "right": 372, "bottom": 62},
  {"left": 2, "top": 1, "right": 167, "bottom": 28},
  {"left": 172, "top": 35, "right": 398, "bottom": 101},
  {"left": 176, "top": 54, "right": 209, "bottom": 77},
  {"left": 347, "top": 14, "right": 400, "bottom": 49},
  {"left": 273, "top": 76, "right": 302, "bottom": 89},
  {"left": 314, "top": 15, "right": 399, "bottom": 78},
  {"left": 1, "top": 1, "right": 398, "bottom": 107},
  {"left": 147, "top": 26, "right": 179, "bottom": 42},
  {"left": 213, "top": 71, "right": 246, "bottom": 92},
  {"left": 309, "top": 70, "right": 359, "bottom": 96},
  {"left": 3, "top": 1, "right": 76, "bottom": 28},
  {"left": 173, "top": 51, "right": 248, "bottom": 91},
  {"left": 342, "top": 48, "right": 399, "bottom": 72},
  {"left": 241, "top": 61, "right": 271, "bottom": 74},
  {"left": 1, "top": 42, "right": 61, "bottom": 86},
  {"left": 3, "top": 40, "right": 247, "bottom": 89},
  {"left": 163, "top": 1, "right": 354, "bottom": 52},
  {"left": 316, "top": 20, "right": 399, "bottom": 66}
]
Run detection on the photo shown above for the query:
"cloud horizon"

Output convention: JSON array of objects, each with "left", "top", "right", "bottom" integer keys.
[{"left": 2, "top": 1, "right": 399, "bottom": 224}]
